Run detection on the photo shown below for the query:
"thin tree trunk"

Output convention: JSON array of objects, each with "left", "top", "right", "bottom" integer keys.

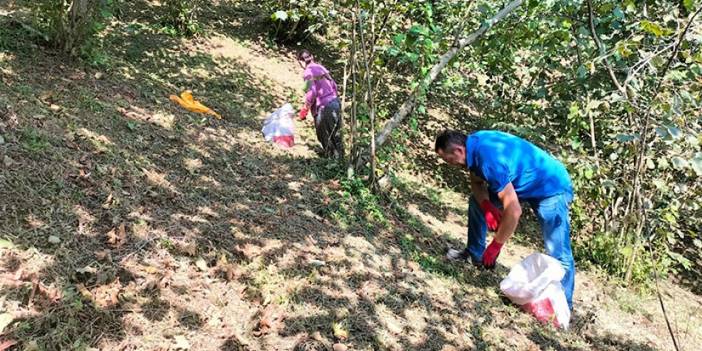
[
  {"left": 64, "top": 0, "right": 95, "bottom": 55},
  {"left": 371, "top": 0, "right": 524, "bottom": 151},
  {"left": 347, "top": 11, "right": 359, "bottom": 177},
  {"left": 356, "top": 0, "right": 377, "bottom": 188}
]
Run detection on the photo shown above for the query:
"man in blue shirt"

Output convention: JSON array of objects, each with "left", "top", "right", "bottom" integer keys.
[{"left": 435, "top": 130, "right": 575, "bottom": 309}]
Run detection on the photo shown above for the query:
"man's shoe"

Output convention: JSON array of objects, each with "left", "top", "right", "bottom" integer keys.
[
  {"left": 446, "top": 248, "right": 470, "bottom": 261},
  {"left": 446, "top": 248, "right": 483, "bottom": 267}
]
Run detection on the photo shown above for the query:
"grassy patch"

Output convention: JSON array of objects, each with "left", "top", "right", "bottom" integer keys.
[{"left": 20, "top": 127, "right": 50, "bottom": 153}]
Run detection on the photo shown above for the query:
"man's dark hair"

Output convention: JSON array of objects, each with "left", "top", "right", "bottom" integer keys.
[
  {"left": 435, "top": 130, "right": 467, "bottom": 152},
  {"left": 297, "top": 49, "right": 312, "bottom": 61}
]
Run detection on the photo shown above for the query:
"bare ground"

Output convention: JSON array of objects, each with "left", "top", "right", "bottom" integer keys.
[{"left": 1, "top": 1, "right": 701, "bottom": 350}]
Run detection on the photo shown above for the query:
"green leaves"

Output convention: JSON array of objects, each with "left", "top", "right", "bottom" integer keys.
[
  {"left": 671, "top": 156, "right": 689, "bottom": 170},
  {"left": 408, "top": 25, "right": 430, "bottom": 40},
  {"left": 392, "top": 33, "right": 406, "bottom": 46},
  {"left": 684, "top": 0, "right": 697, "bottom": 12},
  {"left": 691, "top": 152, "right": 702, "bottom": 176},
  {"left": 640, "top": 20, "right": 673, "bottom": 37},
  {"left": 271, "top": 10, "right": 288, "bottom": 21}
]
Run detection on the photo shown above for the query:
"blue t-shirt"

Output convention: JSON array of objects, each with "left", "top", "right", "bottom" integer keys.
[{"left": 465, "top": 131, "right": 572, "bottom": 200}]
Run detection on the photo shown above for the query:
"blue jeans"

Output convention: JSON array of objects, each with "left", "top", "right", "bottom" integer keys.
[{"left": 466, "top": 192, "right": 575, "bottom": 309}]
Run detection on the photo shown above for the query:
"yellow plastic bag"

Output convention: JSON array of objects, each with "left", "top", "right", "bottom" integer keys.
[{"left": 169, "top": 90, "right": 222, "bottom": 119}]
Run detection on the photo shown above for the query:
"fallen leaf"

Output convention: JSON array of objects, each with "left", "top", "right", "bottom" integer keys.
[
  {"left": 0, "top": 313, "right": 13, "bottom": 333},
  {"left": 332, "top": 321, "right": 349, "bottom": 341},
  {"left": 20, "top": 341, "right": 39, "bottom": 351},
  {"left": 47, "top": 235, "right": 61, "bottom": 244},
  {"left": 117, "top": 223, "right": 126, "bottom": 239},
  {"left": 333, "top": 343, "right": 348, "bottom": 351},
  {"left": 101, "top": 193, "right": 113, "bottom": 209},
  {"left": 39, "top": 91, "right": 53, "bottom": 102},
  {"left": 75, "top": 265, "right": 97, "bottom": 275},
  {"left": 176, "top": 240, "right": 198, "bottom": 256},
  {"left": 76, "top": 283, "right": 93, "bottom": 300},
  {"left": 195, "top": 257, "right": 208, "bottom": 272},
  {"left": 95, "top": 249, "right": 112, "bottom": 262},
  {"left": 253, "top": 305, "right": 286, "bottom": 337},
  {"left": 142, "top": 265, "right": 160, "bottom": 275},
  {"left": 311, "top": 331, "right": 324, "bottom": 342},
  {"left": 309, "top": 259, "right": 326, "bottom": 267},
  {"left": 107, "top": 223, "right": 126, "bottom": 246},
  {"left": 3, "top": 155, "right": 13, "bottom": 167},
  {"left": 69, "top": 71, "right": 86, "bottom": 80},
  {"left": 93, "top": 280, "right": 122, "bottom": 308},
  {"left": 216, "top": 263, "right": 238, "bottom": 282},
  {"left": 174, "top": 335, "right": 190, "bottom": 350},
  {"left": 0, "top": 238, "right": 14, "bottom": 249}
]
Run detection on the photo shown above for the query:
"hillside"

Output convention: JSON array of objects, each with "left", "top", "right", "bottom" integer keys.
[{"left": 1, "top": 1, "right": 701, "bottom": 350}]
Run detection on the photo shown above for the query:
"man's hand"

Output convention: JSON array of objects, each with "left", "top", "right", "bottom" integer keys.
[
  {"left": 482, "top": 182, "right": 521, "bottom": 269},
  {"left": 482, "top": 239, "right": 503, "bottom": 268},
  {"left": 298, "top": 106, "right": 309, "bottom": 120},
  {"left": 480, "top": 200, "right": 502, "bottom": 231}
]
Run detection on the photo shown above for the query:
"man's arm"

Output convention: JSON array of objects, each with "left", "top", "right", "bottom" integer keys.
[
  {"left": 494, "top": 182, "right": 522, "bottom": 243},
  {"left": 470, "top": 173, "right": 489, "bottom": 204}
]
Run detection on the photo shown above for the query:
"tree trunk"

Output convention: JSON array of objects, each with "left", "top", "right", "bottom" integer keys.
[
  {"left": 61, "top": 0, "right": 97, "bottom": 55},
  {"left": 347, "top": 11, "right": 359, "bottom": 178},
  {"left": 356, "top": 0, "right": 377, "bottom": 189},
  {"left": 371, "top": 0, "right": 524, "bottom": 151}
]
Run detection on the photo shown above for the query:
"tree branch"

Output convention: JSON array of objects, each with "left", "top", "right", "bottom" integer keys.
[
  {"left": 371, "top": 0, "right": 524, "bottom": 151},
  {"left": 648, "top": 243, "right": 681, "bottom": 351},
  {"left": 586, "top": 0, "right": 629, "bottom": 100},
  {"left": 624, "top": 43, "right": 676, "bottom": 87}
]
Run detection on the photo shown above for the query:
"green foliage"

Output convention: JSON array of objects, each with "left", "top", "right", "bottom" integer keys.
[
  {"left": 334, "top": 0, "right": 701, "bottom": 285},
  {"left": 30, "top": 0, "right": 114, "bottom": 57},
  {"left": 161, "top": 0, "right": 202, "bottom": 36},
  {"left": 264, "top": 0, "right": 332, "bottom": 43},
  {"left": 338, "top": 176, "right": 387, "bottom": 225},
  {"left": 425, "top": 0, "right": 702, "bottom": 284},
  {"left": 21, "top": 128, "right": 50, "bottom": 153}
]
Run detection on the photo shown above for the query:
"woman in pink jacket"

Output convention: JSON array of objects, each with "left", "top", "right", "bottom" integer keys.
[{"left": 297, "top": 50, "right": 343, "bottom": 159}]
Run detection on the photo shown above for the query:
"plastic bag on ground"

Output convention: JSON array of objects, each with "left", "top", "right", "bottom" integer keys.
[
  {"left": 262, "top": 103, "right": 295, "bottom": 148},
  {"left": 500, "top": 253, "right": 571, "bottom": 329}
]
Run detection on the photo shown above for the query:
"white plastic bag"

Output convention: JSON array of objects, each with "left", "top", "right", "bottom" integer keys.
[
  {"left": 262, "top": 103, "right": 295, "bottom": 148},
  {"left": 500, "top": 253, "right": 571, "bottom": 329}
]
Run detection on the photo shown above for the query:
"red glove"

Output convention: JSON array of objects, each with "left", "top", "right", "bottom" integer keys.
[
  {"left": 480, "top": 199, "right": 502, "bottom": 231},
  {"left": 482, "top": 239, "right": 503, "bottom": 268},
  {"left": 298, "top": 106, "right": 309, "bottom": 120}
]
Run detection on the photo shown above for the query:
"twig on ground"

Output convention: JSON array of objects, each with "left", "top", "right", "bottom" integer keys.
[{"left": 648, "top": 244, "right": 681, "bottom": 351}]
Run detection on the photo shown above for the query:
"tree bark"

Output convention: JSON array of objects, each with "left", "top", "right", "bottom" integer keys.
[
  {"left": 370, "top": 0, "right": 524, "bottom": 151},
  {"left": 61, "top": 0, "right": 97, "bottom": 55},
  {"left": 357, "top": 0, "right": 378, "bottom": 188},
  {"left": 347, "top": 11, "right": 359, "bottom": 177}
]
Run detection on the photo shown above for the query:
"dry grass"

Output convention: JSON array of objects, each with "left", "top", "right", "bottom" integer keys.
[{"left": 0, "top": 1, "right": 701, "bottom": 350}]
